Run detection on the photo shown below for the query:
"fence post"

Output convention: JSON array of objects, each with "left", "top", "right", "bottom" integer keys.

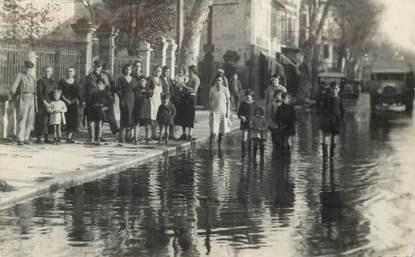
[
  {"left": 166, "top": 37, "right": 177, "bottom": 78},
  {"left": 137, "top": 41, "right": 153, "bottom": 77},
  {"left": 152, "top": 36, "right": 167, "bottom": 69},
  {"left": 97, "top": 25, "right": 119, "bottom": 75},
  {"left": 71, "top": 19, "right": 97, "bottom": 77}
]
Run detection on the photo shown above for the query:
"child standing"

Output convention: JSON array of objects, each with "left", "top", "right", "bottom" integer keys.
[
  {"left": 237, "top": 90, "right": 257, "bottom": 152},
  {"left": 320, "top": 82, "right": 344, "bottom": 160},
  {"left": 134, "top": 75, "right": 153, "bottom": 144},
  {"left": 156, "top": 93, "right": 176, "bottom": 144},
  {"left": 274, "top": 92, "right": 296, "bottom": 153},
  {"left": 270, "top": 90, "right": 283, "bottom": 151},
  {"left": 250, "top": 107, "right": 267, "bottom": 161},
  {"left": 86, "top": 78, "right": 113, "bottom": 145},
  {"left": 48, "top": 89, "right": 67, "bottom": 144}
]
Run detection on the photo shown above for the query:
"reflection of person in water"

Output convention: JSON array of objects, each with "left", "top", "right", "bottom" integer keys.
[{"left": 267, "top": 152, "right": 295, "bottom": 225}]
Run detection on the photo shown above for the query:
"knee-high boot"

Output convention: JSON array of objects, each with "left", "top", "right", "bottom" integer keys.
[
  {"left": 89, "top": 124, "right": 95, "bottom": 144},
  {"left": 217, "top": 133, "right": 223, "bottom": 148},
  {"left": 209, "top": 134, "right": 215, "bottom": 148},
  {"left": 330, "top": 143, "right": 336, "bottom": 159},
  {"left": 322, "top": 143, "right": 328, "bottom": 162},
  {"left": 252, "top": 141, "right": 258, "bottom": 161}
]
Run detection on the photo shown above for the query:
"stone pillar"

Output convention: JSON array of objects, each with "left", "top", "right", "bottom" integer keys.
[
  {"left": 71, "top": 19, "right": 97, "bottom": 77},
  {"left": 97, "top": 25, "right": 119, "bottom": 75},
  {"left": 152, "top": 36, "right": 168, "bottom": 69},
  {"left": 137, "top": 41, "right": 153, "bottom": 77},
  {"left": 166, "top": 37, "right": 177, "bottom": 78}
]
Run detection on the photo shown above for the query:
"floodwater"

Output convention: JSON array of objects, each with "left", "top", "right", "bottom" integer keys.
[{"left": 1, "top": 95, "right": 415, "bottom": 257}]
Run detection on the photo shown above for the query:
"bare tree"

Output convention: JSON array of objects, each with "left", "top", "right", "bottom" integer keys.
[
  {"left": 177, "top": 0, "right": 214, "bottom": 70},
  {"left": 1, "top": 0, "right": 60, "bottom": 46},
  {"left": 332, "top": 0, "right": 383, "bottom": 79},
  {"left": 298, "top": 0, "right": 334, "bottom": 102}
]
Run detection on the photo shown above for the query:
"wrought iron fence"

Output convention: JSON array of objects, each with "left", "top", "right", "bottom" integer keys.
[{"left": 0, "top": 42, "right": 81, "bottom": 96}]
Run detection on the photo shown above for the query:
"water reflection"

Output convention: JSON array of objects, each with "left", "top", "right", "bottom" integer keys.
[{"left": 1, "top": 97, "right": 415, "bottom": 257}]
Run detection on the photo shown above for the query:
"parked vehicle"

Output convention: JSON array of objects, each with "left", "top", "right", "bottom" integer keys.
[
  {"left": 317, "top": 72, "right": 360, "bottom": 101},
  {"left": 369, "top": 65, "right": 414, "bottom": 112}
]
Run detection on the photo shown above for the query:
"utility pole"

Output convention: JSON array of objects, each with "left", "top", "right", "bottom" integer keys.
[{"left": 176, "top": 0, "right": 184, "bottom": 51}]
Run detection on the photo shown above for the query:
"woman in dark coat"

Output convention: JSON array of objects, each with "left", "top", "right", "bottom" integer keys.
[
  {"left": 116, "top": 64, "right": 137, "bottom": 143},
  {"left": 36, "top": 65, "right": 57, "bottom": 143},
  {"left": 134, "top": 75, "right": 153, "bottom": 144},
  {"left": 177, "top": 65, "right": 200, "bottom": 141},
  {"left": 59, "top": 67, "right": 80, "bottom": 143},
  {"left": 320, "top": 82, "right": 344, "bottom": 160}
]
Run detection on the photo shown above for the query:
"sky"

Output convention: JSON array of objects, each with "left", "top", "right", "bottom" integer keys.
[{"left": 377, "top": 0, "right": 415, "bottom": 51}]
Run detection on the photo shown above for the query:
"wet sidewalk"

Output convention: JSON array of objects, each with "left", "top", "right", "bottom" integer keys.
[{"left": 0, "top": 110, "right": 239, "bottom": 210}]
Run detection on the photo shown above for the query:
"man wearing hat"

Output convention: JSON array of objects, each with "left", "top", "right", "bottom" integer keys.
[
  {"left": 36, "top": 65, "right": 57, "bottom": 143},
  {"left": 210, "top": 68, "right": 229, "bottom": 88},
  {"left": 82, "top": 60, "right": 111, "bottom": 141},
  {"left": 9, "top": 60, "right": 36, "bottom": 145}
]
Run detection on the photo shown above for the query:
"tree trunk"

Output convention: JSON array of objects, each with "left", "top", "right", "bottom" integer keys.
[
  {"left": 297, "top": 0, "right": 333, "bottom": 102},
  {"left": 178, "top": 0, "right": 214, "bottom": 70}
]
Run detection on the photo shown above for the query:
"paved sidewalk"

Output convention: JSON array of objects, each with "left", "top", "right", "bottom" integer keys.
[{"left": 0, "top": 110, "right": 240, "bottom": 210}]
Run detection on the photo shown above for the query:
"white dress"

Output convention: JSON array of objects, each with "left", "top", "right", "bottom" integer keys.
[
  {"left": 150, "top": 77, "right": 163, "bottom": 121},
  {"left": 48, "top": 100, "right": 67, "bottom": 125}
]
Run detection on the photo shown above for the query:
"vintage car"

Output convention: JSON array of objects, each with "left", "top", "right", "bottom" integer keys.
[
  {"left": 317, "top": 72, "right": 359, "bottom": 100},
  {"left": 369, "top": 65, "right": 414, "bottom": 112}
]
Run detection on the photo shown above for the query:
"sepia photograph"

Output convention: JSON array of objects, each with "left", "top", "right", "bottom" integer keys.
[{"left": 0, "top": 0, "right": 415, "bottom": 256}]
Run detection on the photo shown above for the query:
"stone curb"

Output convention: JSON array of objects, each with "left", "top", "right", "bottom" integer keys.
[{"left": 0, "top": 128, "right": 239, "bottom": 211}]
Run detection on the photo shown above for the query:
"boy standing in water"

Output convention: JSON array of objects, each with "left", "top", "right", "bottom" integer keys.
[
  {"left": 320, "top": 82, "right": 344, "bottom": 161},
  {"left": 250, "top": 107, "right": 267, "bottom": 161},
  {"left": 274, "top": 92, "right": 296, "bottom": 153}
]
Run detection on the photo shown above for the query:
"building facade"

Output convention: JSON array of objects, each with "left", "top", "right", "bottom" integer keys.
[{"left": 193, "top": 0, "right": 301, "bottom": 98}]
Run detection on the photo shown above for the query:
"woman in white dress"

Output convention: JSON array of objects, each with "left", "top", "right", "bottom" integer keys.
[
  {"left": 209, "top": 75, "right": 231, "bottom": 148},
  {"left": 149, "top": 66, "right": 163, "bottom": 140}
]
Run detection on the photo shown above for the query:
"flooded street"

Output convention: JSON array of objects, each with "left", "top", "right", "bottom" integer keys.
[{"left": 1, "top": 95, "right": 415, "bottom": 257}]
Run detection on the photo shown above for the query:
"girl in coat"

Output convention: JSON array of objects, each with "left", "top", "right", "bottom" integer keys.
[
  {"left": 133, "top": 75, "right": 153, "bottom": 144},
  {"left": 237, "top": 90, "right": 257, "bottom": 152},
  {"left": 320, "top": 82, "right": 344, "bottom": 160},
  {"left": 250, "top": 107, "right": 267, "bottom": 161},
  {"left": 156, "top": 93, "right": 176, "bottom": 144},
  {"left": 48, "top": 89, "right": 67, "bottom": 144}
]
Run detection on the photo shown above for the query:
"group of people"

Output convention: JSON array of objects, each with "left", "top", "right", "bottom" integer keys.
[
  {"left": 235, "top": 73, "right": 296, "bottom": 161},
  {"left": 9, "top": 60, "right": 200, "bottom": 146},
  {"left": 9, "top": 59, "right": 343, "bottom": 163}
]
